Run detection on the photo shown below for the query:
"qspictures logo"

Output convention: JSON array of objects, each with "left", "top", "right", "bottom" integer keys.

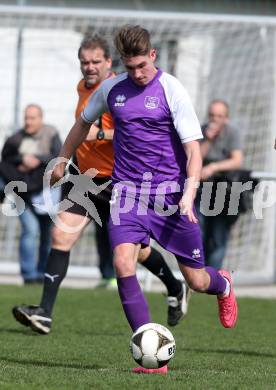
[{"left": 1, "top": 158, "right": 275, "bottom": 231}]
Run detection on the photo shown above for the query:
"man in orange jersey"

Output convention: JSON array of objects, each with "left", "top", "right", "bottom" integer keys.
[{"left": 12, "top": 35, "right": 188, "bottom": 336}]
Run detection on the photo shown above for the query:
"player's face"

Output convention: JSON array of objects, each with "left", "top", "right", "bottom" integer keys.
[
  {"left": 122, "top": 49, "right": 157, "bottom": 86},
  {"left": 79, "top": 47, "right": 112, "bottom": 87},
  {"left": 24, "top": 107, "right": 43, "bottom": 134},
  {"left": 208, "top": 102, "right": 229, "bottom": 130}
]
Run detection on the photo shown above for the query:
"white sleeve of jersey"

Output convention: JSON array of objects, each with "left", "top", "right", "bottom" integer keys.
[
  {"left": 81, "top": 73, "right": 128, "bottom": 124},
  {"left": 160, "top": 73, "right": 203, "bottom": 143},
  {"left": 81, "top": 84, "right": 108, "bottom": 124}
]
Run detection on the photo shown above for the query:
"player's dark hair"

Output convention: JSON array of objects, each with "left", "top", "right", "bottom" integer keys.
[
  {"left": 209, "top": 99, "right": 230, "bottom": 116},
  {"left": 114, "top": 25, "right": 151, "bottom": 57},
  {"left": 78, "top": 34, "right": 111, "bottom": 59}
]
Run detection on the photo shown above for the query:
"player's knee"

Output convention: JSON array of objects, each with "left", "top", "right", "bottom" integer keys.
[
  {"left": 114, "top": 255, "right": 135, "bottom": 277},
  {"left": 186, "top": 273, "right": 209, "bottom": 292},
  {"left": 52, "top": 226, "right": 77, "bottom": 251}
]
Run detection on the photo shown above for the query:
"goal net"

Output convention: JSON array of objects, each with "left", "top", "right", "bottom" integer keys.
[{"left": 0, "top": 5, "right": 275, "bottom": 285}]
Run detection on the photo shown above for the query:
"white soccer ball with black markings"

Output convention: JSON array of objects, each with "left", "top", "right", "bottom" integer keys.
[{"left": 130, "top": 323, "right": 176, "bottom": 368}]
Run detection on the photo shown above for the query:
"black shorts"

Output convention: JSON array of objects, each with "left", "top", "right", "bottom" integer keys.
[{"left": 61, "top": 175, "right": 112, "bottom": 219}]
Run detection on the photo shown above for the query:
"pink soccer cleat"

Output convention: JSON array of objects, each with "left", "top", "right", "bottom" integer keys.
[
  {"left": 132, "top": 365, "right": 168, "bottom": 374},
  {"left": 217, "top": 270, "right": 238, "bottom": 328}
]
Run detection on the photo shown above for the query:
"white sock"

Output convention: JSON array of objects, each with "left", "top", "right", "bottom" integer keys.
[{"left": 223, "top": 277, "right": 231, "bottom": 297}]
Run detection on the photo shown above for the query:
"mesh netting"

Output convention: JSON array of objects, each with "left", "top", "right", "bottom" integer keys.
[{"left": 0, "top": 6, "right": 275, "bottom": 283}]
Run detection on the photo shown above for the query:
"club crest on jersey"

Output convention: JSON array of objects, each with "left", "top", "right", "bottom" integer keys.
[
  {"left": 144, "top": 96, "right": 159, "bottom": 109},
  {"left": 114, "top": 94, "right": 126, "bottom": 107}
]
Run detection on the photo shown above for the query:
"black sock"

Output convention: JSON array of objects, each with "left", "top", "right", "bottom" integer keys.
[
  {"left": 40, "top": 249, "right": 70, "bottom": 317},
  {"left": 141, "top": 247, "right": 182, "bottom": 296}
]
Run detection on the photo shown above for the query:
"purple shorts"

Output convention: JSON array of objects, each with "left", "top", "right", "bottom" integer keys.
[{"left": 108, "top": 191, "right": 205, "bottom": 268}]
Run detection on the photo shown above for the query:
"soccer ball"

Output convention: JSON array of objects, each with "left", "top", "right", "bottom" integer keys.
[{"left": 130, "top": 323, "right": 176, "bottom": 368}]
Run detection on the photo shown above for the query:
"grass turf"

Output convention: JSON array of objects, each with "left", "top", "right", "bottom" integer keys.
[{"left": 0, "top": 285, "right": 276, "bottom": 389}]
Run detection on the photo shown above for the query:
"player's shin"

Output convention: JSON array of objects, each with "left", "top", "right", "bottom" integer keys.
[
  {"left": 40, "top": 248, "right": 70, "bottom": 316},
  {"left": 117, "top": 275, "right": 151, "bottom": 331}
]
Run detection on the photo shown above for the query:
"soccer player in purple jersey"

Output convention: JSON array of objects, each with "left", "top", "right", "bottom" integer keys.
[{"left": 51, "top": 25, "right": 238, "bottom": 374}]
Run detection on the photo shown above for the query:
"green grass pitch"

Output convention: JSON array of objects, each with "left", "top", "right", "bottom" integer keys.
[{"left": 0, "top": 285, "right": 276, "bottom": 389}]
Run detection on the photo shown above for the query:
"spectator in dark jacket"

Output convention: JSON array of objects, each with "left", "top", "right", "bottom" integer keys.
[{"left": 0, "top": 104, "right": 62, "bottom": 283}]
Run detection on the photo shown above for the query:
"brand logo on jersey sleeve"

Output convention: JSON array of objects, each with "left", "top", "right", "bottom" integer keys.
[
  {"left": 144, "top": 96, "right": 159, "bottom": 109},
  {"left": 114, "top": 94, "right": 126, "bottom": 107},
  {"left": 192, "top": 248, "right": 201, "bottom": 259}
]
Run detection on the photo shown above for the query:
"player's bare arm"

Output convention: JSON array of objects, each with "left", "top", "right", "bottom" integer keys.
[
  {"left": 179, "top": 140, "right": 202, "bottom": 223},
  {"left": 51, "top": 116, "right": 91, "bottom": 185}
]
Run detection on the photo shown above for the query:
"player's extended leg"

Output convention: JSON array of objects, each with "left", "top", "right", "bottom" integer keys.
[
  {"left": 138, "top": 246, "right": 189, "bottom": 326},
  {"left": 148, "top": 190, "right": 237, "bottom": 329},
  {"left": 115, "top": 243, "right": 151, "bottom": 331},
  {"left": 177, "top": 264, "right": 238, "bottom": 328},
  {"left": 114, "top": 243, "right": 168, "bottom": 375},
  {"left": 12, "top": 211, "right": 91, "bottom": 334}
]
